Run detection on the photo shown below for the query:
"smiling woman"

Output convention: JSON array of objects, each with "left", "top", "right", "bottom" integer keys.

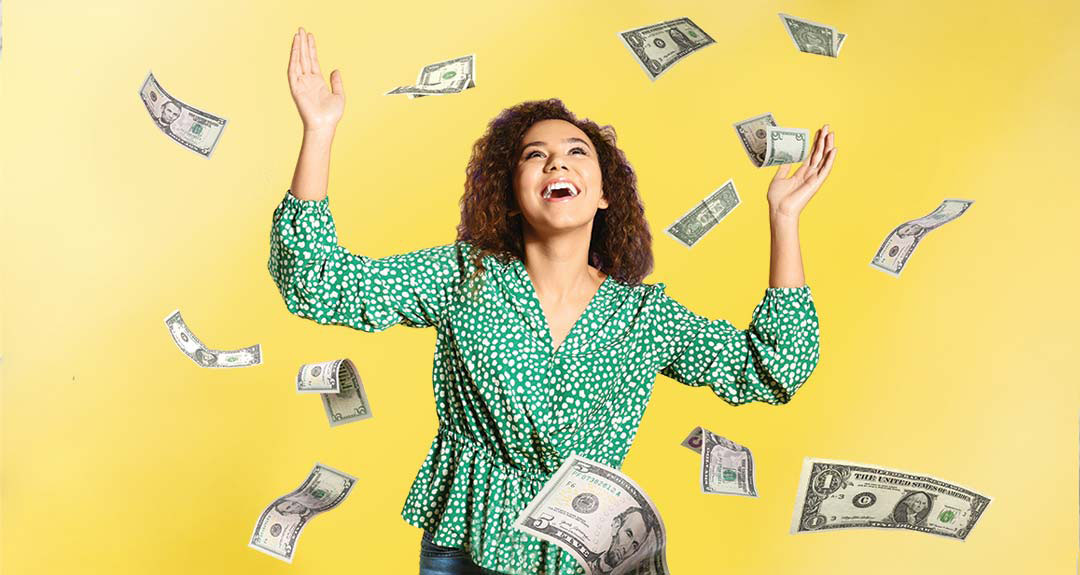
[
  {"left": 458, "top": 99, "right": 653, "bottom": 289},
  {"left": 275, "top": 27, "right": 828, "bottom": 575}
]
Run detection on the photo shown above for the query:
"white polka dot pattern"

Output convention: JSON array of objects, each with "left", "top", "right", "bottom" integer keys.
[{"left": 268, "top": 191, "right": 821, "bottom": 575}]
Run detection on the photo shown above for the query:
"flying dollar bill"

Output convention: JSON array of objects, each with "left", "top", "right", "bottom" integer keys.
[
  {"left": 138, "top": 71, "right": 227, "bottom": 158},
  {"left": 680, "top": 427, "right": 758, "bottom": 497},
  {"left": 410, "top": 54, "right": 475, "bottom": 99},
  {"left": 324, "top": 361, "right": 373, "bottom": 427},
  {"left": 762, "top": 126, "right": 810, "bottom": 166},
  {"left": 702, "top": 431, "right": 757, "bottom": 497},
  {"left": 385, "top": 54, "right": 476, "bottom": 97},
  {"left": 163, "top": 309, "right": 261, "bottom": 368},
  {"left": 297, "top": 359, "right": 373, "bottom": 426},
  {"left": 297, "top": 358, "right": 350, "bottom": 393},
  {"left": 617, "top": 18, "right": 715, "bottom": 81},
  {"left": 248, "top": 463, "right": 356, "bottom": 563},
  {"left": 665, "top": 179, "right": 740, "bottom": 248},
  {"left": 778, "top": 13, "right": 846, "bottom": 58},
  {"left": 733, "top": 113, "right": 777, "bottom": 167},
  {"left": 869, "top": 199, "right": 974, "bottom": 277},
  {"left": 515, "top": 454, "right": 669, "bottom": 575},
  {"left": 680, "top": 426, "right": 705, "bottom": 453},
  {"left": 790, "top": 458, "right": 991, "bottom": 540}
]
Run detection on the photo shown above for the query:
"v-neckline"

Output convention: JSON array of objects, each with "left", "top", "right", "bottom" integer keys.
[{"left": 512, "top": 258, "right": 611, "bottom": 357}]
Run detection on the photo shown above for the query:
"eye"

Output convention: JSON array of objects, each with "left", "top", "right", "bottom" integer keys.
[
  {"left": 525, "top": 150, "right": 543, "bottom": 159},
  {"left": 570, "top": 146, "right": 588, "bottom": 155}
]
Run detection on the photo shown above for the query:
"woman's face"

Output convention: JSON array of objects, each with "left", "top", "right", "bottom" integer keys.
[{"left": 512, "top": 119, "right": 608, "bottom": 238}]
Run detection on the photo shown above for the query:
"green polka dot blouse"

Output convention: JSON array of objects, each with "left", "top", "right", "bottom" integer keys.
[{"left": 268, "top": 191, "right": 820, "bottom": 575}]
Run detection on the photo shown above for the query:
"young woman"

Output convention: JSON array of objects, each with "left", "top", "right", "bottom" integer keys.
[{"left": 271, "top": 28, "right": 835, "bottom": 575}]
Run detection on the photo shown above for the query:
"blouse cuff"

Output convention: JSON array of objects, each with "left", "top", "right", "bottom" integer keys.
[
  {"left": 763, "top": 284, "right": 813, "bottom": 301},
  {"left": 280, "top": 189, "right": 330, "bottom": 214},
  {"left": 752, "top": 285, "right": 814, "bottom": 325}
]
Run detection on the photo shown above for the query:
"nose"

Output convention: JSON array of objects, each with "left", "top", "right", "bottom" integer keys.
[{"left": 545, "top": 154, "right": 568, "bottom": 172}]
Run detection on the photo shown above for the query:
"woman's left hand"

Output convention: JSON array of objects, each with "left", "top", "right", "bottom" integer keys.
[{"left": 766, "top": 124, "right": 837, "bottom": 220}]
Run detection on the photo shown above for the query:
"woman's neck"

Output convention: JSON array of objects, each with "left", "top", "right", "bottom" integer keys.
[{"left": 521, "top": 233, "right": 604, "bottom": 302}]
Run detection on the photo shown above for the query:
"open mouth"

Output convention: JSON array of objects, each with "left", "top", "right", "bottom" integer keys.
[{"left": 541, "top": 180, "right": 580, "bottom": 201}]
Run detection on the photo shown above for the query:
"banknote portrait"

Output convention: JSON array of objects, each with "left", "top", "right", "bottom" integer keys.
[
  {"left": 791, "top": 26, "right": 830, "bottom": 55},
  {"left": 193, "top": 348, "right": 217, "bottom": 367},
  {"left": 591, "top": 506, "right": 660, "bottom": 575},
  {"left": 667, "top": 27, "right": 690, "bottom": 51},
  {"left": 274, "top": 500, "right": 309, "bottom": 516},
  {"left": 890, "top": 491, "right": 933, "bottom": 526},
  {"left": 157, "top": 99, "right": 182, "bottom": 127},
  {"left": 896, "top": 222, "right": 926, "bottom": 238}
]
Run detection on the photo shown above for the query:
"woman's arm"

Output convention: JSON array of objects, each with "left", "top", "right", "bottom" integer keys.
[
  {"left": 271, "top": 29, "right": 466, "bottom": 331},
  {"left": 287, "top": 27, "right": 345, "bottom": 202},
  {"left": 653, "top": 285, "right": 819, "bottom": 405},
  {"left": 768, "top": 215, "right": 804, "bottom": 288},
  {"left": 267, "top": 199, "right": 468, "bottom": 332},
  {"left": 766, "top": 124, "right": 837, "bottom": 288},
  {"left": 653, "top": 127, "right": 834, "bottom": 403},
  {"left": 291, "top": 130, "right": 336, "bottom": 202}
]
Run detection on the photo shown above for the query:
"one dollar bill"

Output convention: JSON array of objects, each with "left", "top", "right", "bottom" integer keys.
[
  {"left": 778, "top": 13, "right": 846, "bottom": 58},
  {"left": 869, "top": 199, "right": 973, "bottom": 277},
  {"left": 617, "top": 18, "right": 715, "bottom": 81},
  {"left": 515, "top": 454, "right": 669, "bottom": 575},
  {"left": 248, "top": 463, "right": 356, "bottom": 563},
  {"left": 790, "top": 458, "right": 991, "bottom": 540},
  {"left": 163, "top": 309, "right": 261, "bottom": 368},
  {"left": 138, "top": 71, "right": 227, "bottom": 158},
  {"left": 665, "top": 179, "right": 740, "bottom": 248},
  {"left": 385, "top": 54, "right": 476, "bottom": 97},
  {"left": 680, "top": 427, "right": 758, "bottom": 497}
]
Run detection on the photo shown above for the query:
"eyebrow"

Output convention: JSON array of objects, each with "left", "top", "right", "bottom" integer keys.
[{"left": 521, "top": 137, "right": 593, "bottom": 152}]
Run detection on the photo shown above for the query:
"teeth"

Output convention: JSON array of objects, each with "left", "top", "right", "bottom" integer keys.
[{"left": 542, "top": 181, "right": 578, "bottom": 199}]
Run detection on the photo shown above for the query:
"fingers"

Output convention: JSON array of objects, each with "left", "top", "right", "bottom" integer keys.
[
  {"left": 815, "top": 129, "right": 836, "bottom": 178},
  {"left": 790, "top": 127, "right": 820, "bottom": 181},
  {"left": 791, "top": 158, "right": 811, "bottom": 181},
  {"left": 299, "top": 27, "right": 311, "bottom": 74},
  {"left": 308, "top": 32, "right": 322, "bottom": 75},
  {"left": 798, "top": 147, "right": 837, "bottom": 206},
  {"left": 289, "top": 32, "right": 300, "bottom": 81},
  {"left": 808, "top": 125, "right": 826, "bottom": 170},
  {"left": 772, "top": 163, "right": 792, "bottom": 181},
  {"left": 330, "top": 69, "right": 344, "bottom": 96},
  {"left": 816, "top": 147, "right": 837, "bottom": 181}
]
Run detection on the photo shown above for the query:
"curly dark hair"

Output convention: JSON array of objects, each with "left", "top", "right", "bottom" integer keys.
[{"left": 455, "top": 99, "right": 654, "bottom": 288}]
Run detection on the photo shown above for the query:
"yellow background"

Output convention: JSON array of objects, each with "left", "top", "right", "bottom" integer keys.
[{"left": 3, "top": 0, "right": 1079, "bottom": 573}]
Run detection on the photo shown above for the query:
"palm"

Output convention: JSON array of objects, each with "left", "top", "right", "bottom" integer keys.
[
  {"left": 767, "top": 126, "right": 837, "bottom": 219},
  {"left": 288, "top": 28, "right": 345, "bottom": 132}
]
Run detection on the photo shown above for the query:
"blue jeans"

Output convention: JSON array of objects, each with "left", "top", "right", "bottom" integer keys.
[{"left": 419, "top": 530, "right": 508, "bottom": 575}]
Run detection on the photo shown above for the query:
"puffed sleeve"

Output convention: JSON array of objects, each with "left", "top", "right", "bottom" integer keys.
[
  {"left": 651, "top": 283, "right": 820, "bottom": 405},
  {"left": 267, "top": 190, "right": 469, "bottom": 331}
]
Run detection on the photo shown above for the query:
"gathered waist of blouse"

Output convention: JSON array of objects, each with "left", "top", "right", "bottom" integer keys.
[
  {"left": 433, "top": 425, "right": 559, "bottom": 486},
  {"left": 400, "top": 425, "right": 596, "bottom": 574}
]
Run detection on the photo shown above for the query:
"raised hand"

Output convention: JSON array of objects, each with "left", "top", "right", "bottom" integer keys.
[
  {"left": 766, "top": 125, "right": 837, "bottom": 219},
  {"left": 288, "top": 27, "right": 345, "bottom": 134}
]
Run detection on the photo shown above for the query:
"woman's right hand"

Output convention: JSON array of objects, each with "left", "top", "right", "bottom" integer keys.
[{"left": 288, "top": 27, "right": 345, "bottom": 134}]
